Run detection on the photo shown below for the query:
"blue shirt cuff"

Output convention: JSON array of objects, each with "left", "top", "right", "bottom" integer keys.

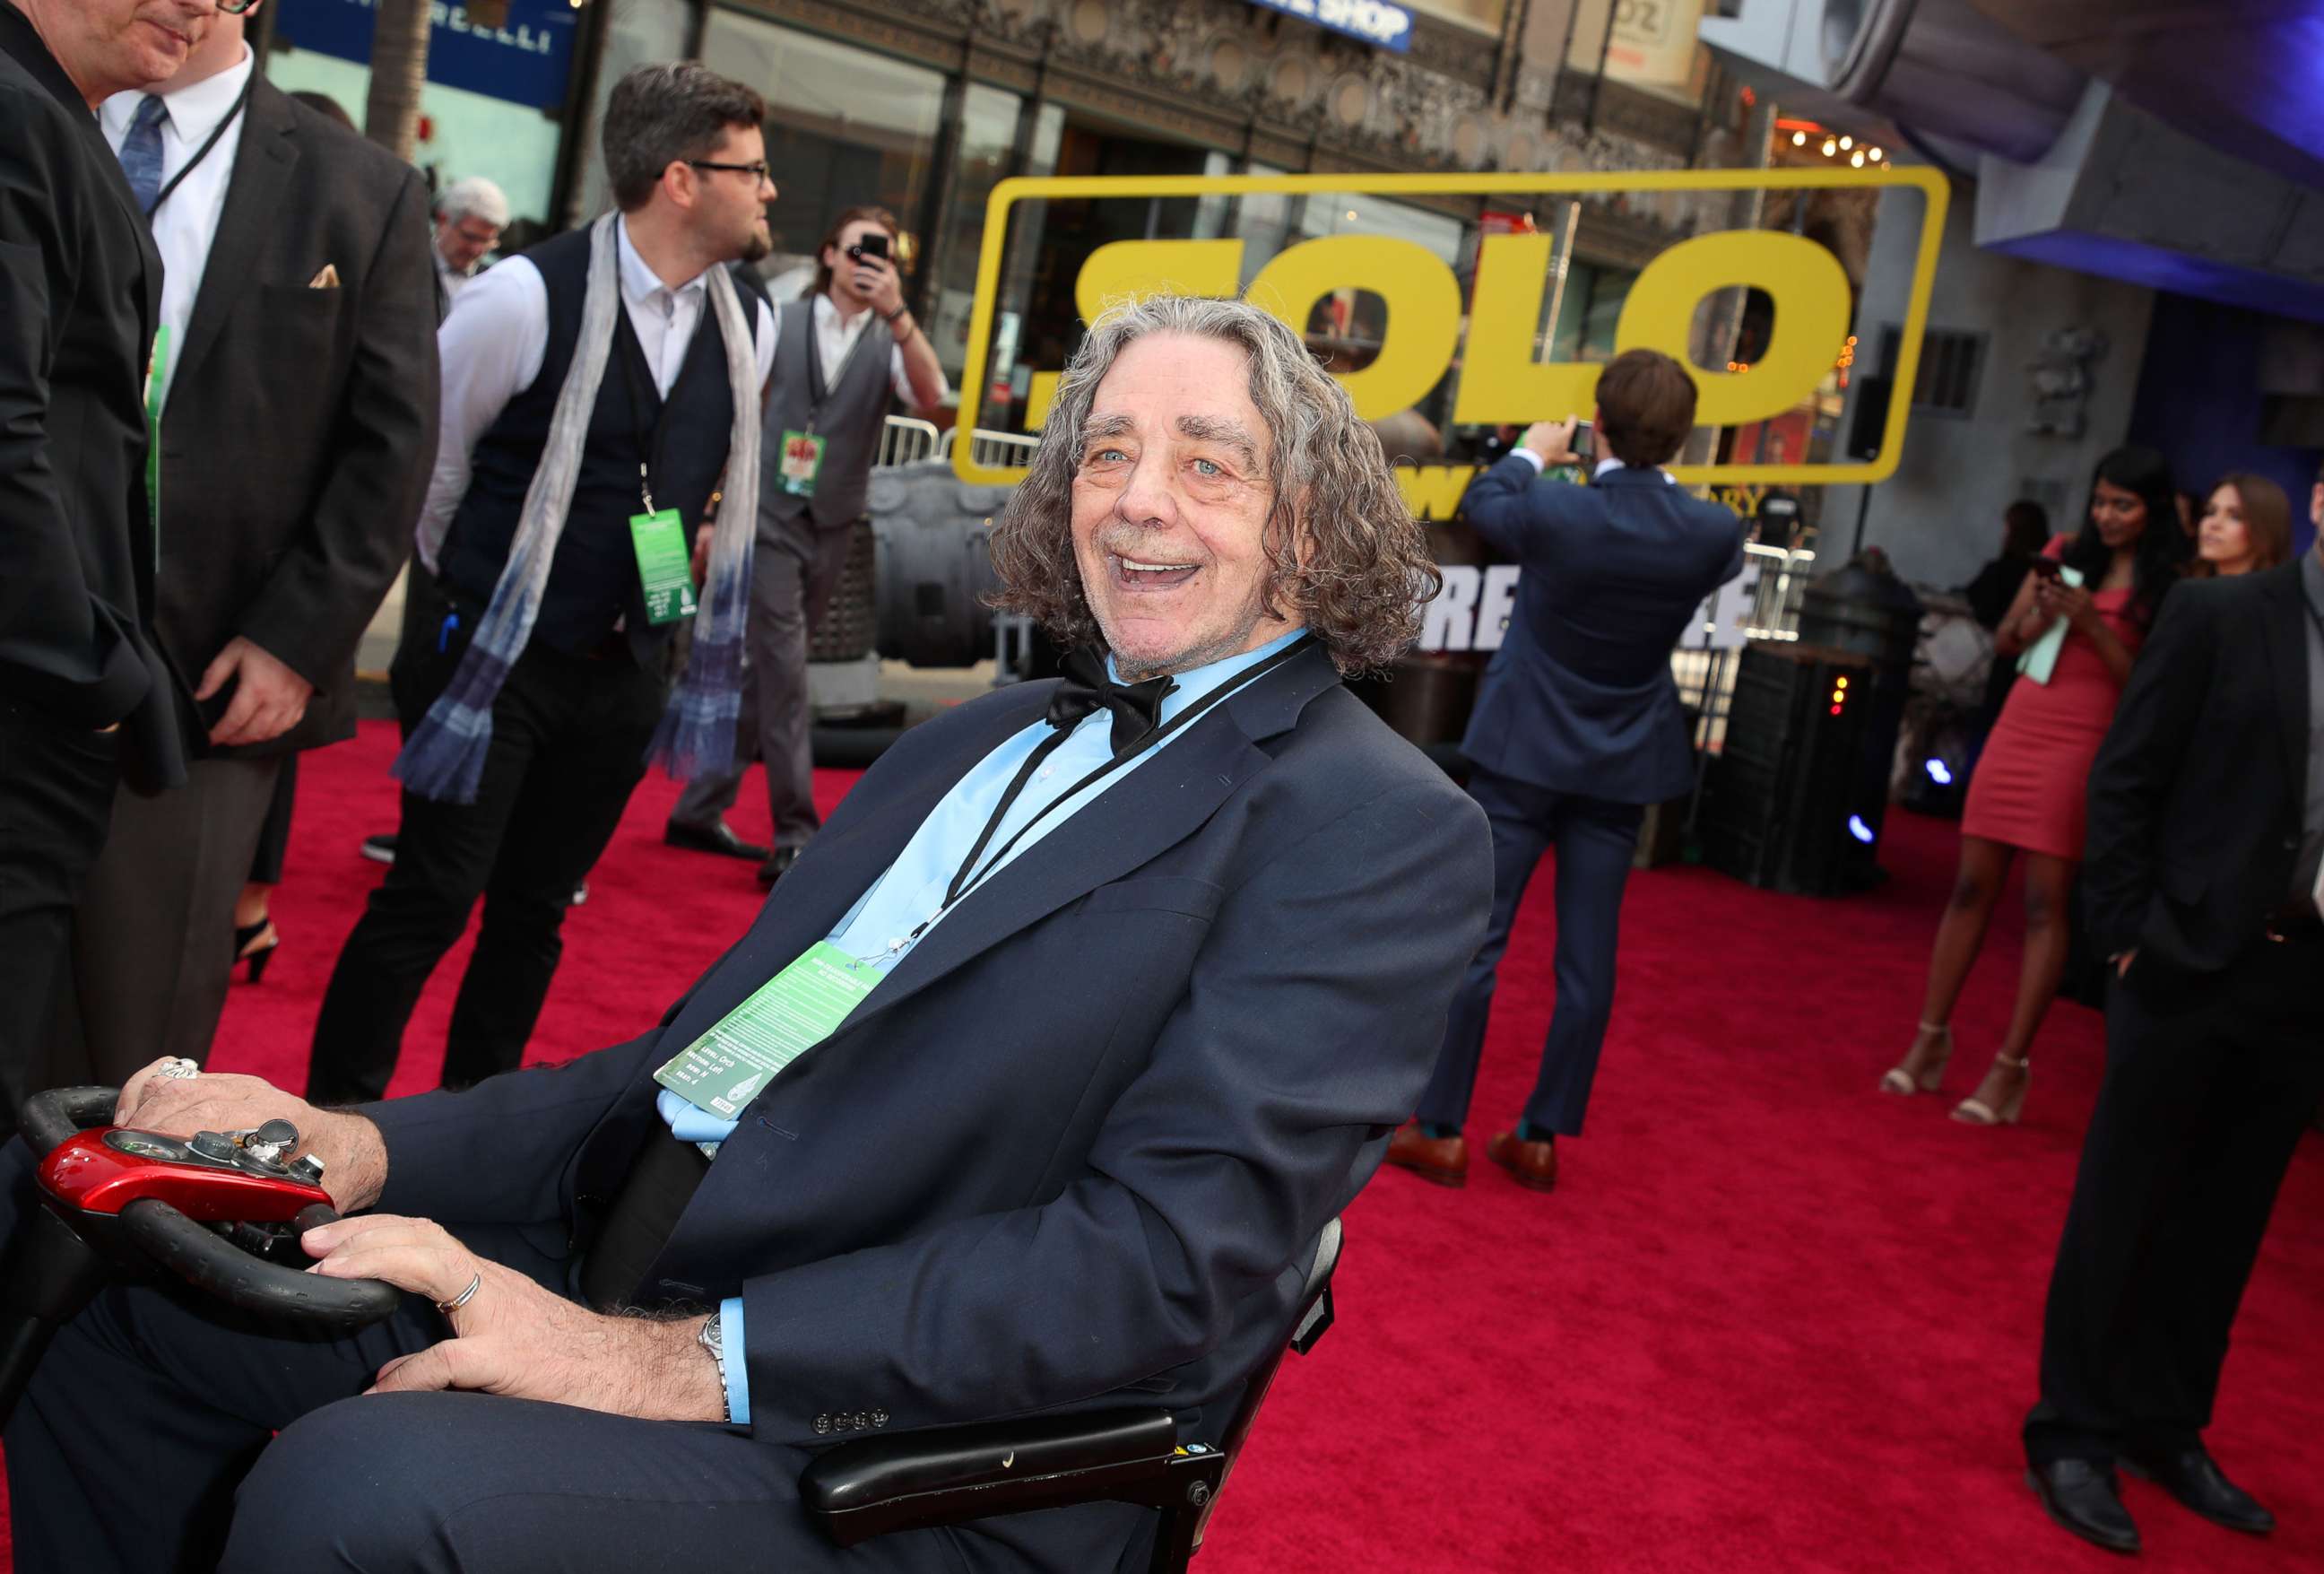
[{"left": 719, "top": 1294, "right": 750, "bottom": 1426}]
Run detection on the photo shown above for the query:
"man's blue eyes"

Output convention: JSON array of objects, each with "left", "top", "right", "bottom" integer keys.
[{"left": 1086, "top": 450, "right": 1228, "bottom": 476}]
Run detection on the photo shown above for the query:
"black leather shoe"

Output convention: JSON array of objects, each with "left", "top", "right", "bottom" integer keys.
[
  {"left": 2026, "top": 1460, "right": 2140, "bottom": 1554},
  {"left": 757, "top": 846, "right": 800, "bottom": 887},
  {"left": 665, "top": 820, "right": 773, "bottom": 862},
  {"left": 2122, "top": 1447, "right": 2274, "bottom": 1535}
]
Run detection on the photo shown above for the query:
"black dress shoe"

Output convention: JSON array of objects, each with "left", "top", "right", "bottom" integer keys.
[
  {"left": 757, "top": 846, "right": 800, "bottom": 887},
  {"left": 2122, "top": 1447, "right": 2275, "bottom": 1535},
  {"left": 665, "top": 820, "right": 773, "bottom": 862},
  {"left": 2026, "top": 1460, "right": 2140, "bottom": 1554}
]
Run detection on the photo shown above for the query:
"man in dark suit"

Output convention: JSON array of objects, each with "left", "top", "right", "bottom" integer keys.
[
  {"left": 2020, "top": 533, "right": 2324, "bottom": 1554},
  {"left": 1388, "top": 348, "right": 1744, "bottom": 1196},
  {"left": 0, "top": 0, "right": 200, "bottom": 1142},
  {"left": 49, "top": 2, "right": 438, "bottom": 1085},
  {"left": 2, "top": 294, "right": 1490, "bottom": 1572}
]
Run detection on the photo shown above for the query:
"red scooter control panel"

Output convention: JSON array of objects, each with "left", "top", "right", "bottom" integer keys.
[{"left": 39, "top": 1128, "right": 331, "bottom": 1222}]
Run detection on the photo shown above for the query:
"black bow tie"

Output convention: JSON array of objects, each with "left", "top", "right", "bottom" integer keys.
[{"left": 1047, "top": 648, "right": 1178, "bottom": 752}]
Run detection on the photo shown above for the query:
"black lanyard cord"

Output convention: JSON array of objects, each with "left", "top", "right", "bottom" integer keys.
[
  {"left": 143, "top": 74, "right": 253, "bottom": 221},
  {"left": 932, "top": 635, "right": 1315, "bottom": 922}
]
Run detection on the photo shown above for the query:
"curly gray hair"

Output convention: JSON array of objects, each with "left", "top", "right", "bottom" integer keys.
[{"left": 985, "top": 295, "right": 1441, "bottom": 675}]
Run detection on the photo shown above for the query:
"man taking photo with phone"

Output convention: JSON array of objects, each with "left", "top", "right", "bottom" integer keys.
[{"left": 666, "top": 205, "right": 949, "bottom": 883}]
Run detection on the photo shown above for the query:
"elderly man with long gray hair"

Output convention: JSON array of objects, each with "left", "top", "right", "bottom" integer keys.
[{"left": 4, "top": 291, "right": 1489, "bottom": 1572}]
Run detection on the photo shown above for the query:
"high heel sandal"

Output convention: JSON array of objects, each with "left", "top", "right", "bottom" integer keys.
[
  {"left": 233, "top": 917, "right": 280, "bottom": 985},
  {"left": 1880, "top": 1021, "right": 1954, "bottom": 1095},
  {"left": 1951, "top": 1052, "right": 2029, "bottom": 1126}
]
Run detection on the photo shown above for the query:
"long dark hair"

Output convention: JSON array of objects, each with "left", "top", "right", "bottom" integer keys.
[{"left": 2061, "top": 445, "right": 2185, "bottom": 627}]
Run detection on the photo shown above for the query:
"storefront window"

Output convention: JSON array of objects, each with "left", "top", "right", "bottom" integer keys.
[
  {"left": 570, "top": 0, "right": 699, "bottom": 222},
  {"left": 703, "top": 8, "right": 945, "bottom": 294},
  {"left": 926, "top": 85, "right": 1055, "bottom": 393},
  {"left": 264, "top": 0, "right": 584, "bottom": 239},
  {"left": 1548, "top": 262, "right": 1635, "bottom": 364}
]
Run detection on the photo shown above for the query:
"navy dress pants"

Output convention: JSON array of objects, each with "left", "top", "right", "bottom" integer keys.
[
  {"left": 1414, "top": 765, "right": 1643, "bottom": 1138},
  {"left": 0, "top": 1140, "right": 1143, "bottom": 1573}
]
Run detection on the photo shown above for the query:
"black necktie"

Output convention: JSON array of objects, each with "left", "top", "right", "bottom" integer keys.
[{"left": 1047, "top": 647, "right": 1177, "bottom": 753}]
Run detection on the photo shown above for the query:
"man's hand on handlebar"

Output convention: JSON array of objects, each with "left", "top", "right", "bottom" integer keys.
[
  {"left": 303, "top": 1214, "right": 726, "bottom": 1423},
  {"left": 115, "top": 1058, "right": 388, "bottom": 1215}
]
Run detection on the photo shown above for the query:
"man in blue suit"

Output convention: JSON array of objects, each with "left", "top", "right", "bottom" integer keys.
[
  {"left": 3, "top": 295, "right": 1492, "bottom": 1573},
  {"left": 1387, "top": 349, "right": 1744, "bottom": 1196}
]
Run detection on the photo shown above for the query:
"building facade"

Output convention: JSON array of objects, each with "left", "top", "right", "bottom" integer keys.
[{"left": 261, "top": 0, "right": 1763, "bottom": 432}]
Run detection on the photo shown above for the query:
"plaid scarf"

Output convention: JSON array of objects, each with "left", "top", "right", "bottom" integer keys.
[{"left": 395, "top": 213, "right": 761, "bottom": 803}]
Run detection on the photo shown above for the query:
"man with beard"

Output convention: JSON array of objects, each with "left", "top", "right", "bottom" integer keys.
[{"left": 304, "top": 63, "right": 779, "bottom": 1106}]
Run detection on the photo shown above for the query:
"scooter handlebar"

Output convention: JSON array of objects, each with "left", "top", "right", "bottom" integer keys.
[
  {"left": 118, "top": 1197, "right": 401, "bottom": 1332},
  {"left": 21, "top": 1085, "right": 120, "bottom": 1155}
]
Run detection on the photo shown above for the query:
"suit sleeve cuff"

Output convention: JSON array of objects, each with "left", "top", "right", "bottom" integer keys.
[
  {"left": 720, "top": 1295, "right": 750, "bottom": 1425},
  {"left": 1510, "top": 449, "right": 1546, "bottom": 473}
]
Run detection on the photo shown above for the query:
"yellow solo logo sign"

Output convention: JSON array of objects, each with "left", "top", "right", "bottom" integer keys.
[{"left": 953, "top": 167, "right": 1946, "bottom": 493}]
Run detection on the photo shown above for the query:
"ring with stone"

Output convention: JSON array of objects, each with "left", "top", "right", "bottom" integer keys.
[{"left": 153, "top": 1057, "right": 200, "bottom": 1081}]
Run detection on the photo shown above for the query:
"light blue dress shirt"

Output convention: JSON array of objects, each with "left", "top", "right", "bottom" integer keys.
[{"left": 655, "top": 628, "right": 1308, "bottom": 1423}]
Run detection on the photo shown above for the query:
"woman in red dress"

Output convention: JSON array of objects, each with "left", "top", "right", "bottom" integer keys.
[{"left": 1882, "top": 448, "right": 2187, "bottom": 1124}]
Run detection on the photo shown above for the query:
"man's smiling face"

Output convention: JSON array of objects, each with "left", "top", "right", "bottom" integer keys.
[{"left": 1067, "top": 332, "right": 1302, "bottom": 680}]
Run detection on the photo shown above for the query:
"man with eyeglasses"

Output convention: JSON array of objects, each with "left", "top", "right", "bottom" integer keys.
[
  {"left": 666, "top": 204, "right": 950, "bottom": 883},
  {"left": 304, "top": 63, "right": 780, "bottom": 1108},
  {"left": 0, "top": 0, "right": 219, "bottom": 1140},
  {"left": 431, "top": 175, "right": 509, "bottom": 319},
  {"left": 41, "top": 0, "right": 437, "bottom": 1092}
]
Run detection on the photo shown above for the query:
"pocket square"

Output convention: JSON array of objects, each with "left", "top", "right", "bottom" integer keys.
[{"left": 308, "top": 264, "right": 341, "bottom": 289}]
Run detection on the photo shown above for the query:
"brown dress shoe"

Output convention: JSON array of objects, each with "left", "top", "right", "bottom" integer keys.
[
  {"left": 1487, "top": 1129, "right": 1557, "bottom": 1193},
  {"left": 1384, "top": 1119, "right": 1467, "bottom": 1187}
]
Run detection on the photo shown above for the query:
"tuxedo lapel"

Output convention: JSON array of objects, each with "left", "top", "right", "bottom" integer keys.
[{"left": 174, "top": 81, "right": 294, "bottom": 393}]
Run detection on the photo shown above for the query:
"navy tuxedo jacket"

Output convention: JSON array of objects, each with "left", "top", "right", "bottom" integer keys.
[
  {"left": 1459, "top": 457, "right": 1745, "bottom": 804},
  {"left": 366, "top": 642, "right": 1491, "bottom": 1455}
]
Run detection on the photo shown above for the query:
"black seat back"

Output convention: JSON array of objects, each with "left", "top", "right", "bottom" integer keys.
[{"left": 1186, "top": 1216, "right": 1342, "bottom": 1552}]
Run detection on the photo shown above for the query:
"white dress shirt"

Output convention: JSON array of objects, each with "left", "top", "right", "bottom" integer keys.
[
  {"left": 414, "top": 217, "right": 777, "bottom": 571},
  {"left": 807, "top": 291, "right": 946, "bottom": 408},
  {"left": 100, "top": 48, "right": 255, "bottom": 411}
]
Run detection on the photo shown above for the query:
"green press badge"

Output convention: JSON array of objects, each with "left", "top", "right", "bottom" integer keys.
[
  {"left": 776, "top": 429, "right": 825, "bottom": 497},
  {"left": 654, "top": 942, "right": 881, "bottom": 1119},
  {"left": 629, "top": 508, "right": 698, "bottom": 626}
]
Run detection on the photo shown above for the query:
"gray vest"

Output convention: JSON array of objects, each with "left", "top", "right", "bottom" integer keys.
[{"left": 761, "top": 296, "right": 894, "bottom": 532}]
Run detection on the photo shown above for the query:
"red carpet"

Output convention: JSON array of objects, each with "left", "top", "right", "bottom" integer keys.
[{"left": 5, "top": 719, "right": 2320, "bottom": 1571}]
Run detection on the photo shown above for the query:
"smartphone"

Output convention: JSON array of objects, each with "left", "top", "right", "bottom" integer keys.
[
  {"left": 2028, "top": 558, "right": 2062, "bottom": 582},
  {"left": 1569, "top": 419, "right": 1594, "bottom": 463},
  {"left": 850, "top": 232, "right": 891, "bottom": 263}
]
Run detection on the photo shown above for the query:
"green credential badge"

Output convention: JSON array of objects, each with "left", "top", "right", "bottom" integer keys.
[
  {"left": 629, "top": 508, "right": 698, "bottom": 625},
  {"left": 654, "top": 942, "right": 883, "bottom": 1120}
]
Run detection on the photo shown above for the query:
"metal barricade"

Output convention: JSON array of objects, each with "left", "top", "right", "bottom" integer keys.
[
  {"left": 877, "top": 416, "right": 941, "bottom": 469},
  {"left": 1670, "top": 544, "right": 1817, "bottom": 759},
  {"left": 936, "top": 427, "right": 1042, "bottom": 469},
  {"left": 1741, "top": 544, "right": 1816, "bottom": 642}
]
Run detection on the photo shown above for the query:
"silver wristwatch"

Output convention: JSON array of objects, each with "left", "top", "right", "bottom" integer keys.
[{"left": 698, "top": 1310, "right": 730, "bottom": 1423}]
